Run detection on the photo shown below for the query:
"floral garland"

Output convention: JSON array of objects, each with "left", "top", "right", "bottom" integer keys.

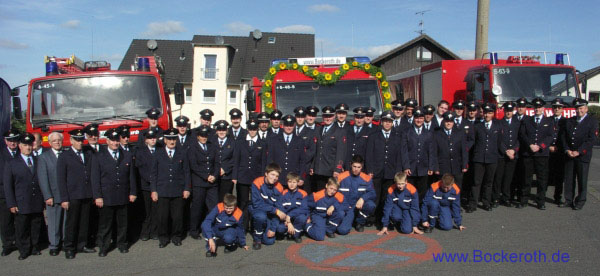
[{"left": 261, "top": 61, "right": 392, "bottom": 113}]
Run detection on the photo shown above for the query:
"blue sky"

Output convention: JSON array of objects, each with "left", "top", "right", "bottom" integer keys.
[{"left": 1, "top": 0, "right": 599, "bottom": 89}]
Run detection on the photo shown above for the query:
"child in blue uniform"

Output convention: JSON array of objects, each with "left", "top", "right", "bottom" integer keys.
[
  {"left": 337, "top": 155, "right": 376, "bottom": 234},
  {"left": 276, "top": 173, "right": 309, "bottom": 243},
  {"left": 421, "top": 174, "right": 466, "bottom": 232},
  {"left": 378, "top": 172, "right": 423, "bottom": 235},
  {"left": 305, "top": 178, "right": 346, "bottom": 241},
  {"left": 248, "top": 163, "right": 286, "bottom": 250},
  {"left": 202, "top": 194, "right": 248, "bottom": 257}
]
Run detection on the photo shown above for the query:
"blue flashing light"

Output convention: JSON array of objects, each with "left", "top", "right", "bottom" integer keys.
[
  {"left": 489, "top": 53, "right": 498, "bottom": 64},
  {"left": 555, "top": 54, "right": 564, "bottom": 65},
  {"left": 270, "top": 59, "right": 288, "bottom": 66},
  {"left": 46, "top": 61, "right": 58, "bottom": 76},
  {"left": 352, "top": 56, "right": 371, "bottom": 64},
  {"left": 137, "top": 57, "right": 150, "bottom": 71}
]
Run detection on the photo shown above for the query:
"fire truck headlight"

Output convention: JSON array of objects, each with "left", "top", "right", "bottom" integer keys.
[{"left": 492, "top": 85, "right": 502, "bottom": 96}]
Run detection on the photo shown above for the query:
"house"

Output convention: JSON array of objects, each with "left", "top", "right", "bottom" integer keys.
[
  {"left": 119, "top": 32, "right": 314, "bottom": 127},
  {"left": 578, "top": 65, "right": 600, "bottom": 106}
]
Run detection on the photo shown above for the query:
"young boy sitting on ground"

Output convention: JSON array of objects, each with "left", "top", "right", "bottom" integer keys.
[
  {"left": 421, "top": 173, "right": 466, "bottom": 232},
  {"left": 248, "top": 163, "right": 286, "bottom": 250},
  {"left": 305, "top": 178, "right": 346, "bottom": 241},
  {"left": 378, "top": 172, "right": 423, "bottom": 235},
  {"left": 276, "top": 172, "right": 309, "bottom": 243},
  {"left": 201, "top": 193, "right": 248, "bottom": 257},
  {"left": 336, "top": 155, "right": 376, "bottom": 234}
]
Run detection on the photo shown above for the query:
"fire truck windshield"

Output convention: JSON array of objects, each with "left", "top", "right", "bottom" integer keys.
[
  {"left": 30, "top": 75, "right": 162, "bottom": 127},
  {"left": 493, "top": 67, "right": 579, "bottom": 103},
  {"left": 274, "top": 79, "right": 382, "bottom": 117}
]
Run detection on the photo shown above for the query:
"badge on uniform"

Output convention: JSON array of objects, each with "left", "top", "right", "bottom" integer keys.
[{"left": 257, "top": 146, "right": 262, "bottom": 150}]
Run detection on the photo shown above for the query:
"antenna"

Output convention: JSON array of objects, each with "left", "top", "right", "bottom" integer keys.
[{"left": 415, "top": 9, "right": 431, "bottom": 35}]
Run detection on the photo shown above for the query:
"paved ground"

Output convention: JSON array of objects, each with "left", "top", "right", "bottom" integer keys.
[{"left": 2, "top": 150, "right": 600, "bottom": 275}]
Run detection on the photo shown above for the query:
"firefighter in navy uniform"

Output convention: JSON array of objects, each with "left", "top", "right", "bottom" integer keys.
[
  {"left": 257, "top": 112, "right": 271, "bottom": 140},
  {"left": 518, "top": 97, "right": 555, "bottom": 210},
  {"left": 512, "top": 97, "right": 530, "bottom": 204},
  {"left": 452, "top": 100, "right": 466, "bottom": 129},
  {"left": 431, "top": 101, "right": 450, "bottom": 131},
  {"left": 232, "top": 119, "right": 266, "bottom": 230},
  {"left": 150, "top": 128, "right": 191, "bottom": 248},
  {"left": 267, "top": 115, "right": 307, "bottom": 186},
  {"left": 90, "top": 129, "right": 137, "bottom": 257},
  {"left": 562, "top": 98, "right": 598, "bottom": 210},
  {"left": 461, "top": 101, "right": 478, "bottom": 204},
  {"left": 467, "top": 103, "right": 504, "bottom": 213},
  {"left": 228, "top": 108, "right": 248, "bottom": 142},
  {"left": 433, "top": 112, "right": 468, "bottom": 190},
  {"left": 391, "top": 100, "right": 408, "bottom": 136},
  {"left": 302, "top": 106, "right": 320, "bottom": 193},
  {"left": 423, "top": 104, "right": 436, "bottom": 132},
  {"left": 57, "top": 129, "right": 95, "bottom": 259},
  {"left": 3, "top": 133, "right": 45, "bottom": 260},
  {"left": 213, "top": 120, "right": 236, "bottom": 202},
  {"left": 548, "top": 98, "right": 568, "bottom": 206},
  {"left": 138, "top": 108, "right": 164, "bottom": 147},
  {"left": 174, "top": 116, "right": 194, "bottom": 150},
  {"left": 83, "top": 123, "right": 104, "bottom": 153},
  {"left": 268, "top": 109, "right": 283, "bottom": 136},
  {"left": 492, "top": 102, "right": 521, "bottom": 208},
  {"left": 188, "top": 126, "right": 218, "bottom": 239},
  {"left": 404, "top": 98, "right": 418, "bottom": 125},
  {"left": 334, "top": 103, "right": 351, "bottom": 130},
  {"left": 364, "top": 107, "right": 380, "bottom": 133},
  {"left": 0, "top": 129, "right": 20, "bottom": 256},
  {"left": 134, "top": 129, "right": 159, "bottom": 241},
  {"left": 402, "top": 108, "right": 437, "bottom": 200},
  {"left": 196, "top": 109, "right": 216, "bottom": 139},
  {"left": 117, "top": 125, "right": 133, "bottom": 152},
  {"left": 312, "top": 106, "right": 347, "bottom": 191},
  {"left": 345, "top": 107, "right": 370, "bottom": 169}
]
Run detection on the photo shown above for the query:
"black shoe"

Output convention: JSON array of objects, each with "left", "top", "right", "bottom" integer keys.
[
  {"left": 79, "top": 247, "right": 96, "bottom": 253},
  {"left": 482, "top": 205, "right": 492, "bottom": 211},
  {"left": 555, "top": 199, "right": 565, "bottom": 207},
  {"left": 252, "top": 241, "right": 261, "bottom": 250},
  {"left": 502, "top": 201, "right": 513, "bottom": 208},
  {"left": 561, "top": 202, "right": 573, "bottom": 208},
  {"left": 1, "top": 246, "right": 15, "bottom": 256},
  {"left": 119, "top": 248, "right": 129, "bottom": 254},
  {"left": 151, "top": 236, "right": 159, "bottom": 240},
  {"left": 424, "top": 226, "right": 433, "bottom": 233},
  {"left": 173, "top": 241, "right": 182, "bottom": 246},
  {"left": 31, "top": 248, "right": 41, "bottom": 255},
  {"left": 293, "top": 236, "right": 302, "bottom": 243},
  {"left": 538, "top": 204, "right": 546, "bottom": 210},
  {"left": 98, "top": 251, "right": 107, "bottom": 257},
  {"left": 516, "top": 203, "right": 525, "bottom": 209},
  {"left": 572, "top": 205, "right": 581, "bottom": 210},
  {"left": 355, "top": 224, "right": 365, "bottom": 232},
  {"left": 18, "top": 253, "right": 29, "bottom": 260},
  {"left": 65, "top": 250, "right": 75, "bottom": 259},
  {"left": 49, "top": 249, "right": 60, "bottom": 256},
  {"left": 365, "top": 222, "right": 374, "bottom": 227},
  {"left": 190, "top": 233, "right": 200, "bottom": 240},
  {"left": 465, "top": 206, "right": 475, "bottom": 213},
  {"left": 491, "top": 201, "right": 500, "bottom": 208},
  {"left": 159, "top": 242, "right": 168, "bottom": 248},
  {"left": 326, "top": 232, "right": 336, "bottom": 239},
  {"left": 140, "top": 236, "right": 149, "bottom": 241},
  {"left": 224, "top": 246, "right": 234, "bottom": 254},
  {"left": 205, "top": 251, "right": 216, "bottom": 258}
]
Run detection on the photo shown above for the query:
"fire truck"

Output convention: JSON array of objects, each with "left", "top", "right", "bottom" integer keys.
[
  {"left": 24, "top": 55, "right": 173, "bottom": 146},
  {"left": 246, "top": 56, "right": 392, "bottom": 118},
  {"left": 388, "top": 51, "right": 582, "bottom": 118}
]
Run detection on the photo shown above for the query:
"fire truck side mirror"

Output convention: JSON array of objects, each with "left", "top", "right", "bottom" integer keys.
[
  {"left": 174, "top": 83, "right": 184, "bottom": 105},
  {"left": 12, "top": 97, "right": 22, "bottom": 120},
  {"left": 246, "top": 89, "right": 256, "bottom": 111}
]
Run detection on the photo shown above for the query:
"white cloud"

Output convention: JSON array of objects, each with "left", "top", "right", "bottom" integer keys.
[
  {"left": 456, "top": 49, "right": 475, "bottom": 60},
  {"left": 273, "top": 25, "right": 315, "bottom": 34},
  {"left": 141, "top": 21, "right": 185, "bottom": 37},
  {"left": 0, "top": 39, "right": 29, "bottom": 50},
  {"left": 308, "top": 4, "right": 339, "bottom": 13},
  {"left": 61, "top": 19, "right": 81, "bottom": 29},
  {"left": 224, "top": 21, "right": 254, "bottom": 36}
]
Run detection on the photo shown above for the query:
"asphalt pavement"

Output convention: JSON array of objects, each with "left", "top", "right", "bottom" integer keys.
[{"left": 2, "top": 149, "right": 600, "bottom": 275}]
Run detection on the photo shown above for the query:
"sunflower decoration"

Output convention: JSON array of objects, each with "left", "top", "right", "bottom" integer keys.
[
  {"left": 375, "top": 72, "right": 383, "bottom": 79},
  {"left": 264, "top": 92, "right": 271, "bottom": 98},
  {"left": 334, "top": 70, "right": 341, "bottom": 76},
  {"left": 265, "top": 102, "right": 273, "bottom": 108},
  {"left": 302, "top": 65, "right": 309, "bottom": 72},
  {"left": 385, "top": 103, "right": 392, "bottom": 109},
  {"left": 312, "top": 69, "right": 319, "bottom": 76},
  {"left": 364, "top": 64, "right": 371, "bottom": 70},
  {"left": 269, "top": 67, "right": 277, "bottom": 75},
  {"left": 265, "top": 80, "right": 272, "bottom": 87},
  {"left": 279, "top": 63, "right": 287, "bottom": 70},
  {"left": 324, "top": 73, "right": 332, "bottom": 81},
  {"left": 352, "top": 61, "right": 358, "bottom": 67},
  {"left": 383, "top": 92, "right": 391, "bottom": 99},
  {"left": 292, "top": 63, "right": 299, "bottom": 70},
  {"left": 381, "top": 81, "right": 389, "bottom": 88},
  {"left": 342, "top": 64, "right": 350, "bottom": 71}
]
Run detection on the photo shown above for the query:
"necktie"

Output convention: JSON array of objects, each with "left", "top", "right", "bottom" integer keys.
[
  {"left": 409, "top": 118, "right": 413, "bottom": 124},
  {"left": 112, "top": 151, "right": 118, "bottom": 161},
  {"left": 150, "top": 148, "right": 155, "bottom": 154},
  {"left": 181, "top": 137, "right": 184, "bottom": 144},
  {"left": 535, "top": 117, "right": 540, "bottom": 124},
  {"left": 27, "top": 157, "right": 33, "bottom": 172},
  {"left": 555, "top": 117, "right": 559, "bottom": 124},
  {"left": 486, "top": 122, "right": 490, "bottom": 130},
  {"left": 168, "top": 150, "right": 173, "bottom": 159},
  {"left": 394, "top": 121, "right": 398, "bottom": 127},
  {"left": 56, "top": 151, "right": 61, "bottom": 158},
  {"left": 447, "top": 130, "right": 451, "bottom": 137},
  {"left": 262, "top": 133, "right": 266, "bottom": 139},
  {"left": 416, "top": 128, "right": 421, "bottom": 135},
  {"left": 249, "top": 140, "right": 253, "bottom": 147},
  {"left": 296, "top": 127, "right": 299, "bottom": 136},
  {"left": 77, "top": 151, "right": 84, "bottom": 164},
  {"left": 322, "top": 126, "right": 329, "bottom": 136},
  {"left": 355, "top": 126, "right": 359, "bottom": 134},
  {"left": 455, "top": 118, "right": 459, "bottom": 125},
  {"left": 384, "top": 132, "right": 389, "bottom": 139},
  {"left": 234, "top": 131, "right": 238, "bottom": 139},
  {"left": 10, "top": 151, "right": 15, "bottom": 157},
  {"left": 425, "top": 123, "right": 430, "bottom": 130}
]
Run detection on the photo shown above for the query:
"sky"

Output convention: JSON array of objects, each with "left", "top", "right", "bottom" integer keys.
[{"left": 1, "top": 0, "right": 599, "bottom": 91}]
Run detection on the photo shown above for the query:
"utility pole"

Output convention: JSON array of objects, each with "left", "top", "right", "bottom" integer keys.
[{"left": 474, "top": 0, "right": 489, "bottom": 59}]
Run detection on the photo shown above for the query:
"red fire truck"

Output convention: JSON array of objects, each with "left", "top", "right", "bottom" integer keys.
[
  {"left": 25, "top": 55, "right": 173, "bottom": 146},
  {"left": 388, "top": 51, "right": 582, "bottom": 118},
  {"left": 246, "top": 56, "right": 392, "bottom": 118}
]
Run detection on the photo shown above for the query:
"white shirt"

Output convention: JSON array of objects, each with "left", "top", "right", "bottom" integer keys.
[
  {"left": 21, "top": 153, "right": 33, "bottom": 166},
  {"left": 258, "top": 130, "right": 268, "bottom": 139},
  {"left": 108, "top": 148, "right": 119, "bottom": 159},
  {"left": 148, "top": 146, "right": 156, "bottom": 153},
  {"left": 166, "top": 147, "right": 176, "bottom": 157},
  {"left": 305, "top": 123, "right": 315, "bottom": 130},
  {"left": 52, "top": 148, "right": 61, "bottom": 159},
  {"left": 271, "top": 128, "right": 279, "bottom": 134},
  {"left": 198, "top": 142, "right": 207, "bottom": 151},
  {"left": 72, "top": 146, "right": 84, "bottom": 163},
  {"left": 6, "top": 147, "right": 16, "bottom": 157},
  {"left": 435, "top": 114, "right": 444, "bottom": 127},
  {"left": 577, "top": 114, "right": 587, "bottom": 123},
  {"left": 382, "top": 130, "right": 391, "bottom": 139},
  {"left": 485, "top": 121, "right": 493, "bottom": 129},
  {"left": 231, "top": 127, "right": 241, "bottom": 138},
  {"left": 218, "top": 137, "right": 227, "bottom": 146},
  {"left": 89, "top": 143, "right": 100, "bottom": 152},
  {"left": 178, "top": 134, "right": 186, "bottom": 144},
  {"left": 283, "top": 133, "right": 293, "bottom": 144},
  {"left": 414, "top": 126, "right": 423, "bottom": 135},
  {"left": 245, "top": 134, "right": 258, "bottom": 143},
  {"left": 33, "top": 148, "right": 43, "bottom": 157}
]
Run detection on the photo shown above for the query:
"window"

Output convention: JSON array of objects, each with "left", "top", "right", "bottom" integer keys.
[
  {"left": 268, "top": 37, "right": 276, "bottom": 44},
  {"left": 416, "top": 46, "right": 432, "bottom": 61},
  {"left": 204, "top": 55, "right": 217, "bottom": 79},
  {"left": 202, "top": 89, "right": 216, "bottom": 103},
  {"left": 589, "top": 92, "right": 600, "bottom": 103},
  {"left": 185, "top": 88, "right": 192, "bottom": 103},
  {"left": 228, "top": 90, "right": 237, "bottom": 104}
]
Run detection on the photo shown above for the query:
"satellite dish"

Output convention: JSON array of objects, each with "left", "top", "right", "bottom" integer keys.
[
  {"left": 147, "top": 39, "right": 158, "bottom": 50},
  {"left": 215, "top": 36, "right": 225, "bottom": 45},
  {"left": 253, "top": 29, "right": 263, "bottom": 40}
]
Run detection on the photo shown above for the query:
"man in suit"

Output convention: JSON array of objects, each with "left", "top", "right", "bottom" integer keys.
[
  {"left": 423, "top": 105, "right": 437, "bottom": 132},
  {"left": 32, "top": 133, "right": 45, "bottom": 157},
  {"left": 433, "top": 112, "right": 468, "bottom": 189},
  {"left": 346, "top": 107, "right": 370, "bottom": 170},
  {"left": 269, "top": 109, "right": 283, "bottom": 136},
  {"left": 549, "top": 98, "right": 568, "bottom": 206},
  {"left": 364, "top": 107, "right": 380, "bottom": 133},
  {"left": 391, "top": 100, "right": 405, "bottom": 134},
  {"left": 83, "top": 124, "right": 104, "bottom": 153},
  {"left": 150, "top": 128, "right": 191, "bottom": 248},
  {"left": 196, "top": 109, "right": 216, "bottom": 139},
  {"left": 403, "top": 98, "right": 418, "bottom": 125},
  {"left": 228, "top": 108, "right": 247, "bottom": 142},
  {"left": 452, "top": 100, "right": 466, "bottom": 129},
  {"left": 188, "top": 126, "right": 218, "bottom": 239},
  {"left": 57, "top": 129, "right": 96, "bottom": 259},
  {"left": 138, "top": 107, "right": 164, "bottom": 147},
  {"left": 334, "top": 103, "right": 351, "bottom": 130},
  {"left": 257, "top": 112, "right": 271, "bottom": 140},
  {"left": 3, "top": 133, "right": 45, "bottom": 260},
  {"left": 492, "top": 102, "right": 520, "bottom": 208},
  {"left": 135, "top": 129, "right": 159, "bottom": 241},
  {"left": 174, "top": 116, "right": 194, "bottom": 150},
  {"left": 312, "top": 106, "right": 347, "bottom": 191},
  {"left": 37, "top": 131, "right": 64, "bottom": 256},
  {"left": 0, "top": 129, "right": 19, "bottom": 256},
  {"left": 432, "top": 100, "right": 450, "bottom": 131},
  {"left": 467, "top": 103, "right": 504, "bottom": 213},
  {"left": 213, "top": 120, "right": 235, "bottom": 202},
  {"left": 562, "top": 98, "right": 598, "bottom": 210},
  {"left": 91, "top": 128, "right": 137, "bottom": 257},
  {"left": 267, "top": 115, "right": 307, "bottom": 186},
  {"left": 117, "top": 125, "right": 133, "bottom": 152},
  {"left": 402, "top": 108, "right": 437, "bottom": 200},
  {"left": 301, "top": 106, "right": 319, "bottom": 194},
  {"left": 518, "top": 97, "right": 555, "bottom": 210}
]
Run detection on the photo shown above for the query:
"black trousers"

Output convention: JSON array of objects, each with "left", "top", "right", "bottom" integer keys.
[
  {"left": 218, "top": 179, "right": 234, "bottom": 202},
  {"left": 564, "top": 158, "right": 590, "bottom": 208},
  {"left": 409, "top": 175, "right": 429, "bottom": 202},
  {"left": 513, "top": 156, "right": 526, "bottom": 202},
  {"left": 236, "top": 183, "right": 251, "bottom": 231},
  {"left": 158, "top": 197, "right": 184, "bottom": 244},
  {"left": 373, "top": 178, "right": 394, "bottom": 222},
  {"left": 549, "top": 151, "right": 566, "bottom": 201},
  {"left": 63, "top": 198, "right": 92, "bottom": 251},
  {"left": 521, "top": 156, "right": 549, "bottom": 205},
  {"left": 88, "top": 204, "right": 99, "bottom": 247},
  {"left": 189, "top": 185, "right": 218, "bottom": 235},
  {"left": 471, "top": 162, "right": 497, "bottom": 208},
  {"left": 0, "top": 198, "right": 16, "bottom": 249},
  {"left": 314, "top": 174, "right": 332, "bottom": 192},
  {"left": 140, "top": 191, "right": 158, "bottom": 239},
  {"left": 493, "top": 157, "right": 517, "bottom": 202},
  {"left": 97, "top": 205, "right": 128, "bottom": 251},
  {"left": 15, "top": 212, "right": 43, "bottom": 255}
]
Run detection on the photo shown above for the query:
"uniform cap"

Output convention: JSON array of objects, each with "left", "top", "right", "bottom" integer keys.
[
  {"left": 306, "top": 106, "right": 320, "bottom": 116},
  {"left": 335, "top": 103, "right": 349, "bottom": 113},
  {"left": 572, "top": 98, "right": 588, "bottom": 107},
  {"left": 293, "top": 106, "right": 307, "bottom": 117},
  {"left": 452, "top": 100, "right": 465, "bottom": 109},
  {"left": 105, "top": 128, "right": 121, "bottom": 141},
  {"left": 117, "top": 125, "right": 131, "bottom": 138},
  {"left": 214, "top": 120, "right": 229, "bottom": 130},
  {"left": 531, "top": 97, "right": 546, "bottom": 108},
  {"left": 321, "top": 106, "right": 335, "bottom": 116},
  {"left": 19, "top": 133, "right": 35, "bottom": 145},
  {"left": 482, "top": 103, "right": 496, "bottom": 113},
  {"left": 195, "top": 126, "right": 210, "bottom": 137},
  {"left": 163, "top": 128, "right": 178, "bottom": 139},
  {"left": 413, "top": 108, "right": 425, "bottom": 118},
  {"left": 200, "top": 109, "right": 214, "bottom": 120},
  {"left": 282, "top": 115, "right": 296, "bottom": 126},
  {"left": 229, "top": 108, "right": 243, "bottom": 118},
  {"left": 175, "top": 116, "right": 190, "bottom": 127},
  {"left": 502, "top": 101, "right": 516, "bottom": 111},
  {"left": 69, "top": 129, "right": 86, "bottom": 141},
  {"left": 380, "top": 110, "right": 395, "bottom": 121},
  {"left": 442, "top": 112, "right": 455, "bottom": 122},
  {"left": 423, "top": 104, "right": 435, "bottom": 115},
  {"left": 516, "top": 97, "right": 528, "bottom": 107},
  {"left": 551, "top": 98, "right": 565, "bottom": 107},
  {"left": 145, "top": 108, "right": 161, "bottom": 120},
  {"left": 365, "top": 107, "right": 376, "bottom": 116},
  {"left": 466, "top": 101, "right": 478, "bottom": 111},
  {"left": 257, "top": 112, "right": 270, "bottom": 122},
  {"left": 3, "top": 129, "right": 21, "bottom": 141},
  {"left": 84, "top": 123, "right": 99, "bottom": 136},
  {"left": 404, "top": 98, "right": 418, "bottom": 108},
  {"left": 145, "top": 129, "right": 158, "bottom": 139},
  {"left": 391, "top": 100, "right": 404, "bottom": 110},
  {"left": 269, "top": 109, "right": 283, "bottom": 120},
  {"left": 353, "top": 107, "right": 366, "bottom": 118},
  {"left": 246, "top": 119, "right": 259, "bottom": 130}
]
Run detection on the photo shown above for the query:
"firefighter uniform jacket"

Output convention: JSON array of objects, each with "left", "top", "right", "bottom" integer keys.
[
  {"left": 519, "top": 116, "right": 555, "bottom": 157},
  {"left": 366, "top": 130, "right": 406, "bottom": 179},
  {"left": 267, "top": 133, "right": 307, "bottom": 184},
  {"left": 433, "top": 128, "right": 468, "bottom": 175},
  {"left": 150, "top": 147, "right": 191, "bottom": 197},
  {"left": 91, "top": 148, "right": 137, "bottom": 206},
  {"left": 188, "top": 142, "right": 218, "bottom": 188},
  {"left": 313, "top": 124, "right": 347, "bottom": 176},
  {"left": 402, "top": 126, "right": 437, "bottom": 176}
]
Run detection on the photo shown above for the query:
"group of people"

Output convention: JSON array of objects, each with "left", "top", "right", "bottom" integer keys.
[{"left": 0, "top": 96, "right": 596, "bottom": 260}]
